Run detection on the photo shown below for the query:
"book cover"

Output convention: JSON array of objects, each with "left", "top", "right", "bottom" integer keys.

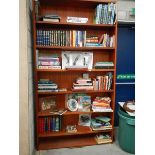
[
  {"left": 78, "top": 95, "right": 91, "bottom": 112},
  {"left": 39, "top": 96, "right": 56, "bottom": 112},
  {"left": 79, "top": 114, "right": 91, "bottom": 126}
]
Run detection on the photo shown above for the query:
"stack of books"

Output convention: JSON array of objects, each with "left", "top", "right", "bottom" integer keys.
[
  {"left": 94, "top": 62, "right": 114, "bottom": 69},
  {"left": 91, "top": 116, "right": 112, "bottom": 131},
  {"left": 85, "top": 36, "right": 101, "bottom": 47},
  {"left": 37, "top": 54, "right": 61, "bottom": 69},
  {"left": 92, "top": 97, "right": 113, "bottom": 112},
  {"left": 85, "top": 34, "right": 114, "bottom": 47},
  {"left": 73, "top": 77, "right": 93, "bottom": 90},
  {"left": 38, "top": 79, "right": 58, "bottom": 92},
  {"left": 94, "top": 3, "right": 116, "bottom": 24},
  {"left": 92, "top": 72, "right": 113, "bottom": 91},
  {"left": 42, "top": 14, "right": 61, "bottom": 22},
  {"left": 95, "top": 134, "right": 112, "bottom": 144},
  {"left": 39, "top": 116, "right": 62, "bottom": 133}
]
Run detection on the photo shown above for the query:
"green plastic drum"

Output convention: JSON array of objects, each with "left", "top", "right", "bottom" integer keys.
[{"left": 118, "top": 108, "right": 135, "bottom": 154}]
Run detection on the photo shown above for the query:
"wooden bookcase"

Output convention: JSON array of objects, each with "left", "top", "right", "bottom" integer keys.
[{"left": 32, "top": 0, "right": 117, "bottom": 150}]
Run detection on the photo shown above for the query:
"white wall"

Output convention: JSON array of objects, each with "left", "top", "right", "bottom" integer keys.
[
  {"left": 19, "top": 0, "right": 34, "bottom": 154},
  {"left": 19, "top": 0, "right": 29, "bottom": 153},
  {"left": 117, "top": 0, "right": 135, "bottom": 22},
  {"left": 27, "top": 0, "right": 35, "bottom": 154}
]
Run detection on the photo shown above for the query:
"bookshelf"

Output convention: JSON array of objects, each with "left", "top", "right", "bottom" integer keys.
[{"left": 32, "top": 0, "right": 117, "bottom": 150}]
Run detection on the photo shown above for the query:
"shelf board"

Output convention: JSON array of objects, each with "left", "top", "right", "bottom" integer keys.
[
  {"left": 37, "top": 68, "right": 115, "bottom": 72},
  {"left": 38, "top": 126, "right": 112, "bottom": 138},
  {"left": 36, "top": 21, "right": 115, "bottom": 28},
  {"left": 38, "top": 110, "right": 113, "bottom": 117},
  {"left": 79, "top": 0, "right": 116, "bottom": 2},
  {"left": 38, "top": 90, "right": 114, "bottom": 95},
  {"left": 36, "top": 46, "right": 115, "bottom": 50}
]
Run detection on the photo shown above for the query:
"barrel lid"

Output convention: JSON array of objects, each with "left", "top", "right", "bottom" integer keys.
[{"left": 119, "top": 107, "right": 135, "bottom": 119}]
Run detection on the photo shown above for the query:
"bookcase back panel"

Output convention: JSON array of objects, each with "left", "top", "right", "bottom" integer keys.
[
  {"left": 62, "top": 112, "right": 112, "bottom": 127},
  {"left": 39, "top": 0, "right": 116, "bottom": 8},
  {"left": 40, "top": 5, "right": 94, "bottom": 24},
  {"left": 36, "top": 23, "right": 115, "bottom": 31}
]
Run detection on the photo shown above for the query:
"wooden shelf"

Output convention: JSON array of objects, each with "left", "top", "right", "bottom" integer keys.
[
  {"left": 39, "top": 126, "right": 112, "bottom": 138},
  {"left": 36, "top": 46, "right": 115, "bottom": 50},
  {"left": 38, "top": 136, "right": 97, "bottom": 150},
  {"left": 36, "top": 21, "right": 115, "bottom": 28},
  {"left": 37, "top": 68, "right": 115, "bottom": 72},
  {"left": 38, "top": 90, "right": 114, "bottom": 95},
  {"left": 79, "top": 0, "right": 116, "bottom": 2},
  {"left": 38, "top": 110, "right": 113, "bottom": 117}
]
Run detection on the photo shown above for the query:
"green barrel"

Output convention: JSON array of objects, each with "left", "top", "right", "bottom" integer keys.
[{"left": 118, "top": 108, "right": 135, "bottom": 154}]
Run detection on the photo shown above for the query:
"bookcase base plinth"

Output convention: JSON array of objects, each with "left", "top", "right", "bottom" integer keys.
[{"left": 38, "top": 135, "right": 113, "bottom": 150}]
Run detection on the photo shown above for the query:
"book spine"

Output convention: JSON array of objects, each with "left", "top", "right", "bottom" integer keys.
[
  {"left": 51, "top": 30, "right": 53, "bottom": 46},
  {"left": 53, "top": 30, "right": 55, "bottom": 46},
  {"left": 76, "top": 31, "right": 78, "bottom": 47},
  {"left": 60, "top": 30, "right": 62, "bottom": 46},
  {"left": 55, "top": 116, "right": 59, "bottom": 131},
  {"left": 55, "top": 30, "right": 57, "bottom": 46},
  {"left": 50, "top": 117, "right": 53, "bottom": 131},
  {"left": 59, "top": 115, "right": 62, "bottom": 131},
  {"left": 52, "top": 116, "right": 55, "bottom": 131},
  {"left": 70, "top": 30, "right": 72, "bottom": 46},
  {"left": 73, "top": 30, "right": 76, "bottom": 47},
  {"left": 45, "top": 117, "right": 48, "bottom": 132},
  {"left": 42, "top": 118, "right": 45, "bottom": 133},
  {"left": 57, "top": 30, "right": 60, "bottom": 46}
]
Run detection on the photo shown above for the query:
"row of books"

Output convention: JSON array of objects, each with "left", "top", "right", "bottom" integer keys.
[
  {"left": 39, "top": 115, "right": 111, "bottom": 134},
  {"left": 38, "top": 79, "right": 58, "bottom": 92},
  {"left": 37, "top": 54, "right": 61, "bottom": 69},
  {"left": 94, "top": 72, "right": 113, "bottom": 91},
  {"left": 92, "top": 97, "right": 113, "bottom": 112},
  {"left": 36, "top": 30, "right": 114, "bottom": 47},
  {"left": 73, "top": 72, "right": 113, "bottom": 91},
  {"left": 36, "top": 30, "right": 86, "bottom": 47},
  {"left": 39, "top": 116, "right": 62, "bottom": 133},
  {"left": 94, "top": 3, "right": 116, "bottom": 24}
]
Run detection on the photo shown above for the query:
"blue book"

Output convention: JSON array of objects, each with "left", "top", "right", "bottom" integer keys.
[
  {"left": 76, "top": 31, "right": 78, "bottom": 47},
  {"left": 50, "top": 117, "right": 53, "bottom": 131}
]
